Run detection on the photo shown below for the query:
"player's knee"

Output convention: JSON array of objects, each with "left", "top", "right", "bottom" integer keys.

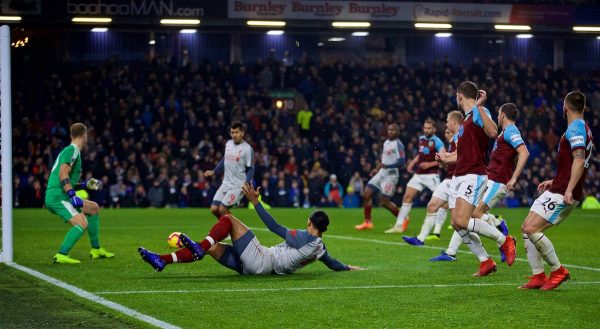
[
  {"left": 218, "top": 206, "right": 230, "bottom": 216},
  {"left": 379, "top": 198, "right": 389, "bottom": 206},
  {"left": 210, "top": 206, "right": 219, "bottom": 215},
  {"left": 521, "top": 222, "right": 537, "bottom": 235},
  {"left": 426, "top": 202, "right": 437, "bottom": 213},
  {"left": 71, "top": 214, "right": 88, "bottom": 230},
  {"left": 88, "top": 201, "right": 100, "bottom": 215}
]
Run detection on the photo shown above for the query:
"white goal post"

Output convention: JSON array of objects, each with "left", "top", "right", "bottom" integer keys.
[{"left": 1, "top": 25, "right": 12, "bottom": 263}]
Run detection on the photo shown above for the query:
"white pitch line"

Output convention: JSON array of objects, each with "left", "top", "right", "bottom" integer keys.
[
  {"left": 95, "top": 281, "right": 600, "bottom": 295},
  {"left": 7, "top": 262, "right": 181, "bottom": 329},
  {"left": 249, "top": 227, "right": 600, "bottom": 272}
]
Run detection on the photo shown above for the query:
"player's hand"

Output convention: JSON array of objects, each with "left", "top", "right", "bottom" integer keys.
[
  {"left": 86, "top": 178, "right": 102, "bottom": 190},
  {"left": 369, "top": 168, "right": 378, "bottom": 177},
  {"left": 476, "top": 90, "right": 487, "bottom": 107},
  {"left": 435, "top": 152, "right": 443, "bottom": 162},
  {"left": 564, "top": 190, "right": 574, "bottom": 205},
  {"left": 348, "top": 265, "right": 365, "bottom": 271},
  {"left": 537, "top": 180, "right": 553, "bottom": 193},
  {"left": 407, "top": 163, "right": 414, "bottom": 174},
  {"left": 67, "top": 189, "right": 84, "bottom": 208},
  {"left": 506, "top": 178, "right": 517, "bottom": 191},
  {"left": 204, "top": 170, "right": 215, "bottom": 177},
  {"left": 242, "top": 182, "right": 260, "bottom": 205}
]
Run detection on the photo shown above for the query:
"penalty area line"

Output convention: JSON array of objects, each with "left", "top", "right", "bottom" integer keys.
[
  {"left": 6, "top": 262, "right": 181, "bottom": 329},
  {"left": 94, "top": 281, "right": 600, "bottom": 295},
  {"left": 249, "top": 227, "right": 600, "bottom": 273}
]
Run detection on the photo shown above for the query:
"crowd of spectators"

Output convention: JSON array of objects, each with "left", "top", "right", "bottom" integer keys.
[{"left": 11, "top": 50, "right": 600, "bottom": 209}]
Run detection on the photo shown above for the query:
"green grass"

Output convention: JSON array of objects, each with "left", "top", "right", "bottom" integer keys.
[{"left": 6, "top": 208, "right": 600, "bottom": 328}]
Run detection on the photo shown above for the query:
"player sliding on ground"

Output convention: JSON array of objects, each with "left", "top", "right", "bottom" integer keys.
[
  {"left": 520, "top": 91, "right": 593, "bottom": 290},
  {"left": 45, "top": 123, "right": 113, "bottom": 264},
  {"left": 139, "top": 182, "right": 362, "bottom": 274},
  {"left": 448, "top": 82, "right": 517, "bottom": 276}
]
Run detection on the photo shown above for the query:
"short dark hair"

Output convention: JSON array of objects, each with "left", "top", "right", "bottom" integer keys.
[
  {"left": 424, "top": 118, "right": 436, "bottom": 126},
  {"left": 500, "top": 103, "right": 519, "bottom": 121},
  {"left": 565, "top": 91, "right": 586, "bottom": 113},
  {"left": 457, "top": 81, "right": 478, "bottom": 100},
  {"left": 230, "top": 121, "right": 245, "bottom": 131},
  {"left": 70, "top": 123, "right": 87, "bottom": 138},
  {"left": 309, "top": 210, "right": 330, "bottom": 233}
]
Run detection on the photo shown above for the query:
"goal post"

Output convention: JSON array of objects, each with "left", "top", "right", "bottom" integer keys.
[{"left": 1, "top": 25, "right": 12, "bottom": 263}]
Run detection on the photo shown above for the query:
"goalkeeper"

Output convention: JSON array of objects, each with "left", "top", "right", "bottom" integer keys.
[{"left": 45, "top": 123, "right": 114, "bottom": 264}]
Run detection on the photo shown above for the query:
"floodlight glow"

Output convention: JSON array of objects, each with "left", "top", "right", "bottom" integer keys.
[
  {"left": 495, "top": 25, "right": 531, "bottom": 31},
  {"left": 415, "top": 23, "right": 452, "bottom": 29},
  {"left": 72, "top": 17, "right": 112, "bottom": 23},
  {"left": 332, "top": 22, "right": 371, "bottom": 28},
  {"left": 247, "top": 20, "right": 286, "bottom": 27},
  {"left": 160, "top": 19, "right": 200, "bottom": 25}
]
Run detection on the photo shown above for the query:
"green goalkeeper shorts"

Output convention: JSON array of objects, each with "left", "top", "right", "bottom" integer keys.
[{"left": 45, "top": 189, "right": 81, "bottom": 223}]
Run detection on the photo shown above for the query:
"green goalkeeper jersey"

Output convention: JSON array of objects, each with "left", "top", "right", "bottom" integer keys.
[{"left": 46, "top": 144, "right": 82, "bottom": 193}]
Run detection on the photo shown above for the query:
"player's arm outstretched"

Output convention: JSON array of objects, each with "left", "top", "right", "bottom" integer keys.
[
  {"left": 319, "top": 246, "right": 363, "bottom": 271},
  {"left": 204, "top": 157, "right": 224, "bottom": 177},
  {"left": 242, "top": 182, "right": 287, "bottom": 238},
  {"left": 475, "top": 90, "right": 498, "bottom": 138}
]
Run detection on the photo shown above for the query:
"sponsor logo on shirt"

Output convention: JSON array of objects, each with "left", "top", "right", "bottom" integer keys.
[
  {"left": 510, "top": 134, "right": 522, "bottom": 143},
  {"left": 569, "top": 135, "right": 584, "bottom": 146}
]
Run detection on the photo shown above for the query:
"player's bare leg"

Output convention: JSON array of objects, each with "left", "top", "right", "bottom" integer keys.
[
  {"left": 387, "top": 187, "right": 417, "bottom": 233},
  {"left": 520, "top": 212, "right": 568, "bottom": 290},
  {"left": 210, "top": 204, "right": 221, "bottom": 218},
  {"left": 355, "top": 187, "right": 375, "bottom": 230},
  {"left": 379, "top": 196, "right": 400, "bottom": 218}
]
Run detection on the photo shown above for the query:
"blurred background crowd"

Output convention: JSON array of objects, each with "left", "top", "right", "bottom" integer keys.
[{"left": 12, "top": 51, "right": 600, "bottom": 209}]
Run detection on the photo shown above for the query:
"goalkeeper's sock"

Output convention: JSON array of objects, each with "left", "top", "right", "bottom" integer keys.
[
  {"left": 58, "top": 225, "right": 85, "bottom": 255},
  {"left": 87, "top": 214, "right": 101, "bottom": 249},
  {"left": 200, "top": 215, "right": 232, "bottom": 251},
  {"left": 364, "top": 205, "right": 372, "bottom": 222},
  {"left": 160, "top": 248, "right": 194, "bottom": 264}
]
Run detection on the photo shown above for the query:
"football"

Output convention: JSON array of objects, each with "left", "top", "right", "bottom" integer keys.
[{"left": 167, "top": 232, "right": 183, "bottom": 248}]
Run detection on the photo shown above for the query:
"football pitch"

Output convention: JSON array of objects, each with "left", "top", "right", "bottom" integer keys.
[{"left": 2, "top": 207, "right": 600, "bottom": 328}]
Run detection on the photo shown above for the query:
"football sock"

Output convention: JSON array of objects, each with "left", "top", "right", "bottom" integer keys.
[
  {"left": 417, "top": 213, "right": 436, "bottom": 242},
  {"left": 387, "top": 203, "right": 400, "bottom": 217},
  {"left": 433, "top": 208, "right": 448, "bottom": 235},
  {"left": 529, "top": 232, "right": 561, "bottom": 271},
  {"left": 467, "top": 218, "right": 506, "bottom": 246},
  {"left": 523, "top": 233, "right": 544, "bottom": 275},
  {"left": 445, "top": 231, "right": 463, "bottom": 256},
  {"left": 395, "top": 203, "right": 412, "bottom": 226},
  {"left": 87, "top": 214, "right": 101, "bottom": 249},
  {"left": 200, "top": 215, "right": 232, "bottom": 251},
  {"left": 364, "top": 205, "right": 372, "bottom": 222},
  {"left": 480, "top": 213, "right": 501, "bottom": 227},
  {"left": 160, "top": 248, "right": 194, "bottom": 264},
  {"left": 58, "top": 225, "right": 85, "bottom": 255},
  {"left": 458, "top": 229, "right": 489, "bottom": 262}
]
